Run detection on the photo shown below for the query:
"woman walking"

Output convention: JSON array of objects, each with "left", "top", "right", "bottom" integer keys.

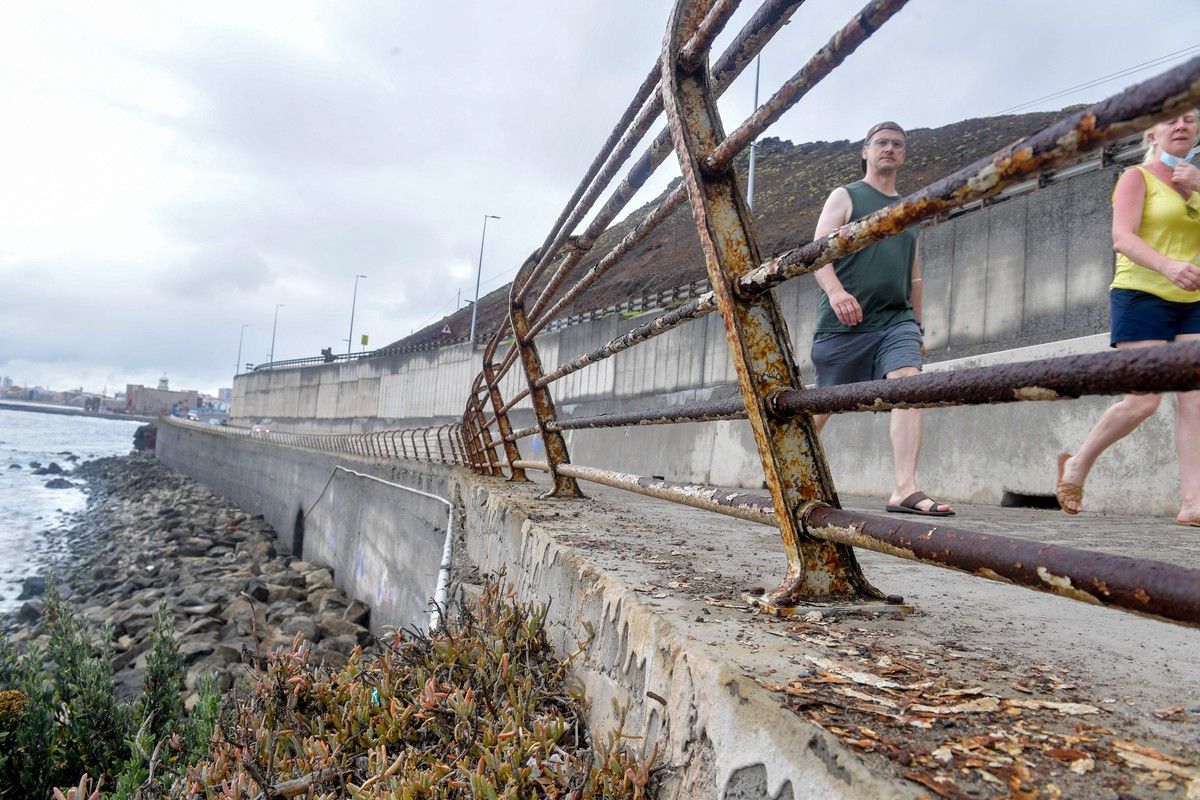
[{"left": 1057, "top": 111, "right": 1200, "bottom": 525}]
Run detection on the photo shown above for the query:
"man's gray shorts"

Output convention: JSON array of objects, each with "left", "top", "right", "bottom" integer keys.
[{"left": 810, "top": 320, "right": 922, "bottom": 387}]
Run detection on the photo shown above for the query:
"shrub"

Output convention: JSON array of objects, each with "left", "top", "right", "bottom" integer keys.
[{"left": 0, "top": 587, "right": 215, "bottom": 800}]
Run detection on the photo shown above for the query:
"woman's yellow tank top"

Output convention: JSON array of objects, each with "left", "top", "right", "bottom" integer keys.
[{"left": 1110, "top": 166, "right": 1200, "bottom": 303}]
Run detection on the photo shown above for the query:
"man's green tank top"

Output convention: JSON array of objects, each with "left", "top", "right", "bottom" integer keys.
[{"left": 814, "top": 181, "right": 918, "bottom": 333}]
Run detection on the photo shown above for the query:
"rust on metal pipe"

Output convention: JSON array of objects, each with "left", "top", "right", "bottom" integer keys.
[
  {"left": 772, "top": 340, "right": 1200, "bottom": 417},
  {"left": 547, "top": 397, "right": 746, "bottom": 431},
  {"left": 705, "top": 0, "right": 911, "bottom": 175},
  {"left": 510, "top": 302, "right": 583, "bottom": 497},
  {"left": 738, "top": 55, "right": 1200, "bottom": 297},
  {"left": 499, "top": 387, "right": 530, "bottom": 416},
  {"left": 557, "top": 463, "right": 777, "bottom": 526},
  {"left": 505, "top": 425, "right": 539, "bottom": 442},
  {"left": 804, "top": 505, "right": 1200, "bottom": 628},
  {"left": 663, "top": 0, "right": 878, "bottom": 604},
  {"left": 528, "top": 185, "right": 688, "bottom": 336},
  {"left": 517, "top": 0, "right": 805, "bottom": 324},
  {"left": 521, "top": 85, "right": 668, "bottom": 310},
  {"left": 524, "top": 64, "right": 664, "bottom": 296},
  {"left": 677, "top": 0, "right": 740, "bottom": 72},
  {"left": 482, "top": 360, "right": 528, "bottom": 481},
  {"left": 534, "top": 292, "right": 720, "bottom": 388}
]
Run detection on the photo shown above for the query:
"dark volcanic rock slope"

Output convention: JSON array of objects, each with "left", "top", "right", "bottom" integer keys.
[{"left": 392, "top": 109, "right": 1067, "bottom": 350}]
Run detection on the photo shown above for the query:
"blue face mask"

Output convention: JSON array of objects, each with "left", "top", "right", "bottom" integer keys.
[{"left": 1160, "top": 146, "right": 1199, "bottom": 168}]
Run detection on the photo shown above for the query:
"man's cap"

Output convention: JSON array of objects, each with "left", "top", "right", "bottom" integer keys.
[{"left": 861, "top": 121, "right": 906, "bottom": 173}]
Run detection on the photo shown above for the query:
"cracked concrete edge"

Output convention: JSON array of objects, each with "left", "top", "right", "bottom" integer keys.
[{"left": 452, "top": 474, "right": 916, "bottom": 800}]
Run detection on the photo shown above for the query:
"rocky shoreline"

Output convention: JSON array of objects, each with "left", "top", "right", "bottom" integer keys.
[{"left": 2, "top": 453, "right": 373, "bottom": 707}]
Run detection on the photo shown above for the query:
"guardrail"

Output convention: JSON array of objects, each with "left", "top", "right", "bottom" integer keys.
[{"left": 224, "top": 0, "right": 1200, "bottom": 629}]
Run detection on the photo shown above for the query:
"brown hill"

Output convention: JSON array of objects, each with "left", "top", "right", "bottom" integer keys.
[{"left": 385, "top": 109, "right": 1069, "bottom": 353}]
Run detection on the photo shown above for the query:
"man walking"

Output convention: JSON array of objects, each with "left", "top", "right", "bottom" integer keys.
[{"left": 809, "top": 121, "right": 953, "bottom": 516}]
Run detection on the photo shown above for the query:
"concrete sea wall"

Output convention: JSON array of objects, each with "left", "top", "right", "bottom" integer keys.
[
  {"left": 156, "top": 421, "right": 450, "bottom": 632},
  {"left": 156, "top": 420, "right": 911, "bottom": 798}
]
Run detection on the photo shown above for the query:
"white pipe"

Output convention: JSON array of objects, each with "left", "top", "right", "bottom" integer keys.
[{"left": 324, "top": 466, "right": 456, "bottom": 632}]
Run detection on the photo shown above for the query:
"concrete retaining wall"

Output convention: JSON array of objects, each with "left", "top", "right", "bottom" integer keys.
[
  {"left": 224, "top": 165, "right": 1185, "bottom": 516},
  {"left": 156, "top": 421, "right": 450, "bottom": 632},
  {"left": 230, "top": 168, "right": 1118, "bottom": 429}
]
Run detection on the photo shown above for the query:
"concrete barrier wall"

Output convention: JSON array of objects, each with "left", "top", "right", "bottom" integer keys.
[
  {"left": 230, "top": 167, "right": 1118, "bottom": 428},
  {"left": 156, "top": 420, "right": 451, "bottom": 631},
  {"left": 225, "top": 165, "right": 1182, "bottom": 515}
]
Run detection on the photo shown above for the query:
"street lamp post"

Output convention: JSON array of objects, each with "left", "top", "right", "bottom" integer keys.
[
  {"left": 347, "top": 274, "right": 367, "bottom": 356},
  {"left": 234, "top": 323, "right": 249, "bottom": 375},
  {"left": 469, "top": 214, "right": 500, "bottom": 347},
  {"left": 747, "top": 54, "right": 762, "bottom": 209},
  {"left": 268, "top": 304, "right": 284, "bottom": 365}
]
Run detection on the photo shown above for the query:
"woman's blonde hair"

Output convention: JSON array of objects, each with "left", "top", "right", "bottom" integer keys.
[{"left": 1142, "top": 108, "right": 1200, "bottom": 165}]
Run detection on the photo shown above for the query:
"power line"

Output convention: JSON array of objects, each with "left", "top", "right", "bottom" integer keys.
[{"left": 993, "top": 44, "right": 1200, "bottom": 116}]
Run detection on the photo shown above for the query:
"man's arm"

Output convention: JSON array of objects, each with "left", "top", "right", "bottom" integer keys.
[{"left": 812, "top": 187, "right": 862, "bottom": 326}]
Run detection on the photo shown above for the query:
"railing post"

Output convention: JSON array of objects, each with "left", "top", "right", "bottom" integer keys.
[
  {"left": 510, "top": 301, "right": 583, "bottom": 497},
  {"left": 471, "top": 399, "right": 501, "bottom": 476},
  {"left": 482, "top": 360, "right": 529, "bottom": 482},
  {"left": 660, "top": 0, "right": 878, "bottom": 606}
]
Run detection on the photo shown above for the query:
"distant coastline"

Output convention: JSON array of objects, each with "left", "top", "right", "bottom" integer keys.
[{"left": 0, "top": 399, "right": 157, "bottom": 424}]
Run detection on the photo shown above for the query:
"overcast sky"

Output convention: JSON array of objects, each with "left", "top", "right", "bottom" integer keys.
[{"left": 1, "top": 1, "right": 1197, "bottom": 396}]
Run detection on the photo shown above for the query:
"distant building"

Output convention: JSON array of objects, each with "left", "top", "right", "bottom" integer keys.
[
  {"left": 157, "top": 373, "right": 170, "bottom": 390},
  {"left": 125, "top": 383, "right": 199, "bottom": 417},
  {"left": 1, "top": 376, "right": 11, "bottom": 388}
]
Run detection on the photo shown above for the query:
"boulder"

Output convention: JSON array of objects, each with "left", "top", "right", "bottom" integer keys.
[
  {"left": 317, "top": 617, "right": 373, "bottom": 647},
  {"left": 17, "top": 576, "right": 47, "bottom": 600},
  {"left": 343, "top": 600, "right": 371, "bottom": 628},
  {"left": 45, "top": 478, "right": 73, "bottom": 489},
  {"left": 279, "top": 616, "right": 320, "bottom": 643}
]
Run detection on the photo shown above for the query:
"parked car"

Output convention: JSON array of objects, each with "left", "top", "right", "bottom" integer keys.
[
  {"left": 251, "top": 420, "right": 271, "bottom": 435},
  {"left": 187, "top": 412, "right": 200, "bottom": 421}
]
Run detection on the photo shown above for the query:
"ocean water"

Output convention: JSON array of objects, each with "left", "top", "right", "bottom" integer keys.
[{"left": 0, "top": 405, "right": 144, "bottom": 612}]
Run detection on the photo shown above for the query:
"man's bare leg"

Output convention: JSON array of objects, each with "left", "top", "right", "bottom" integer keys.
[{"left": 886, "top": 366, "right": 952, "bottom": 513}]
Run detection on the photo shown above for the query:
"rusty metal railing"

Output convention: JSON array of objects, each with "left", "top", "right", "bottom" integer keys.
[
  {"left": 215, "top": 1, "right": 1200, "bottom": 629},
  {"left": 447, "top": 0, "right": 1200, "bottom": 629}
]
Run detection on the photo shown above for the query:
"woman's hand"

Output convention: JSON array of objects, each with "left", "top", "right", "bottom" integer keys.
[
  {"left": 1173, "top": 161, "right": 1200, "bottom": 194},
  {"left": 1163, "top": 258, "right": 1200, "bottom": 291}
]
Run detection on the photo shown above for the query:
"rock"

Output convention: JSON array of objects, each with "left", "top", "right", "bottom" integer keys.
[
  {"left": 266, "top": 584, "right": 305, "bottom": 603},
  {"left": 45, "top": 478, "right": 74, "bottom": 489},
  {"left": 305, "top": 568, "right": 334, "bottom": 589},
  {"left": 180, "top": 617, "right": 221, "bottom": 637},
  {"left": 343, "top": 600, "right": 371, "bottom": 627},
  {"left": 33, "top": 462, "right": 64, "bottom": 476},
  {"left": 17, "top": 576, "right": 47, "bottom": 600},
  {"left": 133, "top": 424, "right": 156, "bottom": 451},
  {"left": 317, "top": 618, "right": 373, "bottom": 647},
  {"left": 243, "top": 579, "right": 270, "bottom": 603},
  {"left": 8, "top": 464, "right": 20, "bottom": 470},
  {"left": 178, "top": 638, "right": 217, "bottom": 665},
  {"left": 311, "top": 589, "right": 347, "bottom": 615},
  {"left": 310, "top": 646, "right": 349, "bottom": 670},
  {"left": 178, "top": 537, "right": 215, "bottom": 557},
  {"left": 14, "top": 599, "right": 43, "bottom": 625},
  {"left": 279, "top": 616, "right": 320, "bottom": 643}
]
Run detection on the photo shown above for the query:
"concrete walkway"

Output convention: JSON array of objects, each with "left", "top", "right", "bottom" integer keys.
[{"left": 491, "top": 475, "right": 1200, "bottom": 798}]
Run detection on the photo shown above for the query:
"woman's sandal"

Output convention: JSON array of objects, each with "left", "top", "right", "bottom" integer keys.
[{"left": 1056, "top": 452, "right": 1083, "bottom": 515}]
